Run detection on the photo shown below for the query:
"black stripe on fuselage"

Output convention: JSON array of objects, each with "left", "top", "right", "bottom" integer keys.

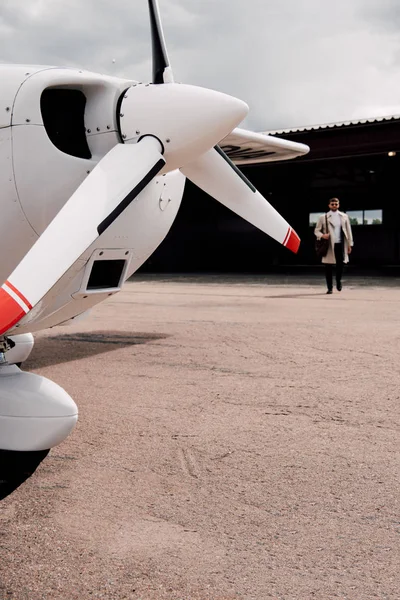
[
  {"left": 214, "top": 145, "right": 256, "bottom": 193},
  {"left": 97, "top": 158, "right": 165, "bottom": 235}
]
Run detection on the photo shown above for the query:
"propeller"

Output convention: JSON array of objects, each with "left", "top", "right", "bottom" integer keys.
[
  {"left": 181, "top": 146, "right": 300, "bottom": 252},
  {"left": 0, "top": 0, "right": 300, "bottom": 336},
  {"left": 0, "top": 137, "right": 164, "bottom": 335},
  {"left": 142, "top": 0, "right": 300, "bottom": 248},
  {"left": 148, "top": 0, "right": 173, "bottom": 83}
]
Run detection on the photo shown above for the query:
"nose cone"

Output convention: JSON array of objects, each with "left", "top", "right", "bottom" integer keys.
[{"left": 119, "top": 83, "right": 249, "bottom": 172}]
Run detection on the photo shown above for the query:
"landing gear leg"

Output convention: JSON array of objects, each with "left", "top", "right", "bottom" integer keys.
[
  {"left": 1, "top": 333, "right": 35, "bottom": 366},
  {"left": 0, "top": 336, "right": 15, "bottom": 365}
]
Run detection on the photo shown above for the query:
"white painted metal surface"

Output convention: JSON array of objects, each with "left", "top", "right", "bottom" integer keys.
[
  {"left": 10, "top": 170, "right": 185, "bottom": 334},
  {"left": 12, "top": 125, "right": 95, "bottom": 234},
  {"left": 2, "top": 137, "right": 165, "bottom": 335},
  {"left": 0, "top": 365, "right": 77, "bottom": 451},
  {"left": 0, "top": 131, "right": 38, "bottom": 284},
  {"left": 0, "top": 65, "right": 45, "bottom": 128},
  {"left": 221, "top": 128, "right": 310, "bottom": 165},
  {"left": 10, "top": 67, "right": 138, "bottom": 234},
  {"left": 11, "top": 67, "right": 134, "bottom": 127},
  {"left": 181, "top": 147, "right": 299, "bottom": 252},
  {"left": 5, "top": 334, "right": 34, "bottom": 365},
  {"left": 120, "top": 83, "right": 248, "bottom": 172}
]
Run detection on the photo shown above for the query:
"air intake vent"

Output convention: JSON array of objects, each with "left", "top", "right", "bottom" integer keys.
[
  {"left": 41, "top": 89, "right": 91, "bottom": 159},
  {"left": 87, "top": 260, "right": 126, "bottom": 290}
]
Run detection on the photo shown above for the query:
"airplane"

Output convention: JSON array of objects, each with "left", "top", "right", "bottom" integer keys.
[{"left": 0, "top": 0, "right": 309, "bottom": 500}]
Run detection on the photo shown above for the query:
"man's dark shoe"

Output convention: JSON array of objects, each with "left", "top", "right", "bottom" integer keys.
[
  {"left": 326, "top": 290, "right": 333, "bottom": 294},
  {"left": 337, "top": 283, "right": 342, "bottom": 291}
]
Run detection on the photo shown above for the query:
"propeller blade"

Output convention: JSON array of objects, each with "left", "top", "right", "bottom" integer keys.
[
  {"left": 148, "top": 0, "right": 173, "bottom": 84},
  {"left": 0, "top": 137, "right": 165, "bottom": 335},
  {"left": 181, "top": 146, "right": 300, "bottom": 253}
]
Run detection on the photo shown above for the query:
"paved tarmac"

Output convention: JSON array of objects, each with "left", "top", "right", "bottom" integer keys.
[{"left": 1, "top": 275, "right": 399, "bottom": 600}]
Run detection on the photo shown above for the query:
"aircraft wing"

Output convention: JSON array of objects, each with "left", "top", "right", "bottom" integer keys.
[{"left": 220, "top": 127, "right": 309, "bottom": 166}]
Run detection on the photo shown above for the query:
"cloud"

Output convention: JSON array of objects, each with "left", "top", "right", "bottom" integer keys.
[{"left": 1, "top": 0, "right": 400, "bottom": 130}]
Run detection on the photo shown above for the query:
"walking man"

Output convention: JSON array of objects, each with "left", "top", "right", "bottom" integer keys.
[{"left": 314, "top": 198, "right": 354, "bottom": 294}]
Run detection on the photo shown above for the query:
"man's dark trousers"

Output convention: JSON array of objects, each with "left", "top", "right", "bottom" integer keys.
[{"left": 325, "top": 242, "right": 344, "bottom": 291}]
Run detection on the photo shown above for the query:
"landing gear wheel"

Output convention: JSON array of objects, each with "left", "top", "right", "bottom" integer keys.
[{"left": 0, "top": 449, "right": 50, "bottom": 501}]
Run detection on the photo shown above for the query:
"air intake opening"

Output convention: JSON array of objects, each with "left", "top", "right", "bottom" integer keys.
[
  {"left": 41, "top": 89, "right": 91, "bottom": 159},
  {"left": 87, "top": 260, "right": 126, "bottom": 290}
]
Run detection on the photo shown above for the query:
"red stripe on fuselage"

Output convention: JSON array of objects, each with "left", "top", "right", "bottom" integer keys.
[
  {"left": 0, "top": 288, "right": 26, "bottom": 335},
  {"left": 5, "top": 280, "right": 32, "bottom": 310}
]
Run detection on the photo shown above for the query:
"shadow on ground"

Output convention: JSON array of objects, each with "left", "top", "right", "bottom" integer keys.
[
  {"left": 265, "top": 292, "right": 329, "bottom": 299},
  {"left": 0, "top": 449, "right": 50, "bottom": 502},
  {"left": 24, "top": 331, "right": 170, "bottom": 370}
]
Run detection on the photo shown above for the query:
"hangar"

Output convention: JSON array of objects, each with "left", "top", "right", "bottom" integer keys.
[{"left": 142, "top": 115, "right": 400, "bottom": 273}]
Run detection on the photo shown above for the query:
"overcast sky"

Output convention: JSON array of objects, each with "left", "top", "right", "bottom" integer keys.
[{"left": 1, "top": 0, "right": 400, "bottom": 131}]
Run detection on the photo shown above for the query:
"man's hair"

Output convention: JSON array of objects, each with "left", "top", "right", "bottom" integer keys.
[{"left": 328, "top": 198, "right": 339, "bottom": 203}]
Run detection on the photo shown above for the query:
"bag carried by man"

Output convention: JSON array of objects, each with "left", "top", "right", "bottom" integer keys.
[{"left": 315, "top": 214, "right": 329, "bottom": 258}]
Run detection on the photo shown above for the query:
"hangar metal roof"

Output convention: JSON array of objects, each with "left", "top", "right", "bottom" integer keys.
[{"left": 264, "top": 114, "right": 400, "bottom": 136}]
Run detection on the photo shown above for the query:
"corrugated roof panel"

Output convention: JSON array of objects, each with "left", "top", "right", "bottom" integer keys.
[{"left": 264, "top": 114, "right": 400, "bottom": 135}]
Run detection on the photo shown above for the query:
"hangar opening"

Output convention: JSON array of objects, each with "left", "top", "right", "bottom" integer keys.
[{"left": 140, "top": 115, "right": 400, "bottom": 273}]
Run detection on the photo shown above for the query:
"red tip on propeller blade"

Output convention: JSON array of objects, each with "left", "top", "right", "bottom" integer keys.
[{"left": 283, "top": 228, "right": 300, "bottom": 254}]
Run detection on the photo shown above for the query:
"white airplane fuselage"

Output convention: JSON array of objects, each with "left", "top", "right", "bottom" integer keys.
[
  {"left": 0, "top": 64, "right": 186, "bottom": 332},
  {"left": 0, "top": 0, "right": 309, "bottom": 467}
]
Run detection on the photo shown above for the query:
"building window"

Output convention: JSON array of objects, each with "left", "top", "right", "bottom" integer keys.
[
  {"left": 309, "top": 213, "right": 321, "bottom": 227},
  {"left": 310, "top": 210, "right": 383, "bottom": 226},
  {"left": 347, "top": 209, "right": 383, "bottom": 225},
  {"left": 347, "top": 210, "right": 363, "bottom": 225},
  {"left": 363, "top": 209, "right": 383, "bottom": 225}
]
